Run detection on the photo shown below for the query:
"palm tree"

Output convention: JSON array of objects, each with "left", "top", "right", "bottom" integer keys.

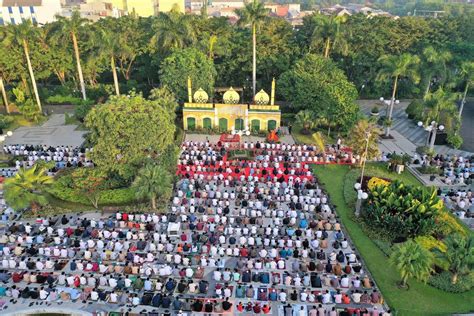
[
  {"left": 458, "top": 61, "right": 474, "bottom": 118},
  {"left": 377, "top": 53, "right": 420, "bottom": 136},
  {"left": 295, "top": 110, "right": 315, "bottom": 133},
  {"left": 433, "top": 234, "right": 474, "bottom": 284},
  {"left": 0, "top": 76, "right": 9, "bottom": 113},
  {"left": 54, "top": 10, "right": 88, "bottom": 100},
  {"left": 150, "top": 11, "right": 196, "bottom": 53},
  {"left": 390, "top": 240, "right": 434, "bottom": 288},
  {"left": 95, "top": 28, "right": 120, "bottom": 95},
  {"left": 3, "top": 164, "right": 54, "bottom": 213},
  {"left": 422, "top": 46, "right": 452, "bottom": 98},
  {"left": 236, "top": 0, "right": 269, "bottom": 96},
  {"left": 423, "top": 88, "right": 460, "bottom": 148},
  {"left": 132, "top": 164, "right": 173, "bottom": 210},
  {"left": 310, "top": 14, "right": 348, "bottom": 59},
  {"left": 0, "top": 21, "right": 42, "bottom": 112},
  {"left": 347, "top": 119, "right": 382, "bottom": 166}
]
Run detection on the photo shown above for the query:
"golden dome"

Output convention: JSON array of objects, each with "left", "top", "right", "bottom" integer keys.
[
  {"left": 254, "top": 89, "right": 270, "bottom": 105},
  {"left": 223, "top": 87, "right": 240, "bottom": 104},
  {"left": 193, "top": 88, "right": 209, "bottom": 103}
]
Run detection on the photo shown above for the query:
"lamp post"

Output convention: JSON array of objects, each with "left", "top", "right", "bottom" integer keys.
[
  {"left": 0, "top": 131, "right": 13, "bottom": 143},
  {"left": 379, "top": 97, "right": 400, "bottom": 136},
  {"left": 354, "top": 183, "right": 368, "bottom": 217},
  {"left": 354, "top": 131, "right": 371, "bottom": 217},
  {"left": 417, "top": 121, "right": 444, "bottom": 151}
]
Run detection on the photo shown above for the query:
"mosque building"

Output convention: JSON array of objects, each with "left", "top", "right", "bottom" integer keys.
[{"left": 182, "top": 78, "right": 281, "bottom": 133}]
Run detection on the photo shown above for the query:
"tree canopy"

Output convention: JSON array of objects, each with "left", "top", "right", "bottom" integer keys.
[
  {"left": 280, "top": 54, "right": 359, "bottom": 131},
  {"left": 159, "top": 48, "right": 216, "bottom": 102},
  {"left": 84, "top": 93, "right": 176, "bottom": 180}
]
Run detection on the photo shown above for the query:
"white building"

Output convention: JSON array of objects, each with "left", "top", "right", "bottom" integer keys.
[{"left": 0, "top": 0, "right": 62, "bottom": 25}]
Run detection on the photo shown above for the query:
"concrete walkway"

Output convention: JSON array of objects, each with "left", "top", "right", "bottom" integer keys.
[
  {"left": 4, "top": 114, "right": 86, "bottom": 147},
  {"left": 358, "top": 100, "right": 473, "bottom": 157}
]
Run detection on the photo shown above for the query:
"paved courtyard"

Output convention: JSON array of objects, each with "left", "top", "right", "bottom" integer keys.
[{"left": 4, "top": 114, "right": 86, "bottom": 148}]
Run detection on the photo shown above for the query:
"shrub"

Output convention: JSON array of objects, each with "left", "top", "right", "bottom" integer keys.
[
  {"left": 48, "top": 182, "right": 136, "bottom": 206},
  {"left": 417, "top": 165, "right": 442, "bottom": 175},
  {"left": 364, "top": 180, "right": 442, "bottom": 241},
  {"left": 367, "top": 177, "right": 390, "bottom": 191},
  {"left": 434, "top": 210, "right": 469, "bottom": 238},
  {"left": 74, "top": 102, "right": 94, "bottom": 122},
  {"left": 0, "top": 114, "right": 14, "bottom": 130},
  {"left": 415, "top": 236, "right": 447, "bottom": 252},
  {"left": 406, "top": 99, "right": 424, "bottom": 121},
  {"left": 46, "top": 94, "right": 83, "bottom": 105},
  {"left": 416, "top": 146, "right": 435, "bottom": 157},
  {"left": 446, "top": 133, "right": 463, "bottom": 149},
  {"left": 428, "top": 271, "right": 473, "bottom": 293},
  {"left": 371, "top": 106, "right": 379, "bottom": 113}
]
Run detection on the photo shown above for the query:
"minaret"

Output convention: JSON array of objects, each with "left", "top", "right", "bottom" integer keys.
[
  {"left": 270, "top": 77, "right": 276, "bottom": 106},
  {"left": 187, "top": 77, "right": 192, "bottom": 103}
]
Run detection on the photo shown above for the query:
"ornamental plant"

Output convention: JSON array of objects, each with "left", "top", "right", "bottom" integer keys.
[
  {"left": 364, "top": 180, "right": 442, "bottom": 241},
  {"left": 367, "top": 177, "right": 390, "bottom": 191}
]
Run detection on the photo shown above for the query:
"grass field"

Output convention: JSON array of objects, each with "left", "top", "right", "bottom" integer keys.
[{"left": 314, "top": 164, "right": 474, "bottom": 316}]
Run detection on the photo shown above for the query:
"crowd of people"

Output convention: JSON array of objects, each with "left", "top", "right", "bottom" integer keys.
[
  {"left": 419, "top": 153, "right": 473, "bottom": 185},
  {"left": 1, "top": 144, "right": 93, "bottom": 177},
  {"left": 0, "top": 140, "right": 389, "bottom": 315}
]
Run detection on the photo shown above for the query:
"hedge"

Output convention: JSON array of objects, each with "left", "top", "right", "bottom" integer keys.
[
  {"left": 47, "top": 183, "right": 137, "bottom": 206},
  {"left": 428, "top": 271, "right": 473, "bottom": 293}
]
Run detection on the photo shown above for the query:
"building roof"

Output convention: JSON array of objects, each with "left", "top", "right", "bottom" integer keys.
[{"left": 2, "top": 0, "right": 42, "bottom": 6}]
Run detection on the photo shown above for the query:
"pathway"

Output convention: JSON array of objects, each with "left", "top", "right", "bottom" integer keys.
[
  {"left": 4, "top": 114, "right": 86, "bottom": 147},
  {"left": 358, "top": 100, "right": 473, "bottom": 157}
]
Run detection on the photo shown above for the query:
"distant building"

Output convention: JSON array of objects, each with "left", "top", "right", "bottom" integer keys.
[
  {"left": 80, "top": 0, "right": 124, "bottom": 21},
  {"left": 78, "top": 0, "right": 184, "bottom": 17},
  {"left": 209, "top": 0, "right": 244, "bottom": 10},
  {"left": 0, "top": 0, "right": 62, "bottom": 25}
]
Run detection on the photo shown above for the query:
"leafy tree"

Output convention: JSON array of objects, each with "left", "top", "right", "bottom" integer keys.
[
  {"left": 3, "top": 164, "right": 54, "bottom": 213},
  {"left": 421, "top": 46, "right": 452, "bottom": 98},
  {"left": 433, "top": 234, "right": 474, "bottom": 285},
  {"left": 84, "top": 93, "right": 176, "bottom": 180},
  {"left": 390, "top": 240, "right": 434, "bottom": 287},
  {"left": 149, "top": 86, "right": 179, "bottom": 115},
  {"left": 236, "top": 0, "right": 269, "bottom": 96},
  {"left": 377, "top": 53, "right": 420, "bottom": 136},
  {"left": 70, "top": 168, "right": 107, "bottom": 209},
  {"left": 159, "top": 48, "right": 216, "bottom": 102},
  {"left": 53, "top": 10, "right": 88, "bottom": 100},
  {"left": 0, "top": 21, "right": 42, "bottom": 111},
  {"left": 347, "top": 119, "right": 382, "bottom": 166},
  {"left": 280, "top": 54, "right": 359, "bottom": 131},
  {"left": 132, "top": 163, "right": 173, "bottom": 210}
]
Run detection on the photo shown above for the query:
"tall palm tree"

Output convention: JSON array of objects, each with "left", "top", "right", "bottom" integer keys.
[
  {"left": 422, "top": 46, "right": 452, "bottom": 98},
  {"left": 458, "top": 61, "right": 474, "bottom": 118},
  {"left": 424, "top": 88, "right": 460, "bottom": 128},
  {"left": 236, "top": 0, "right": 269, "bottom": 96},
  {"left": 0, "top": 76, "right": 9, "bottom": 113},
  {"left": 0, "top": 21, "right": 42, "bottom": 112},
  {"left": 132, "top": 164, "right": 173, "bottom": 210},
  {"left": 310, "top": 14, "right": 348, "bottom": 59},
  {"left": 95, "top": 28, "right": 121, "bottom": 96},
  {"left": 150, "top": 11, "right": 196, "bottom": 53},
  {"left": 433, "top": 234, "right": 474, "bottom": 284},
  {"left": 377, "top": 53, "right": 420, "bottom": 136},
  {"left": 54, "top": 10, "right": 88, "bottom": 100},
  {"left": 4, "top": 164, "right": 54, "bottom": 213},
  {"left": 390, "top": 240, "right": 434, "bottom": 288}
]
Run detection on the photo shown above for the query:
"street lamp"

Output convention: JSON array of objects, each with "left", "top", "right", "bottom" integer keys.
[
  {"left": 380, "top": 97, "right": 400, "bottom": 136},
  {"left": 354, "top": 131, "right": 371, "bottom": 217},
  {"left": 0, "top": 131, "right": 13, "bottom": 143},
  {"left": 354, "top": 182, "right": 368, "bottom": 217},
  {"left": 417, "top": 121, "right": 444, "bottom": 151}
]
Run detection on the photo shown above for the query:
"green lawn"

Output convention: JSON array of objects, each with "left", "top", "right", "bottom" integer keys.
[
  {"left": 314, "top": 164, "right": 474, "bottom": 316},
  {"left": 291, "top": 123, "right": 336, "bottom": 145}
]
